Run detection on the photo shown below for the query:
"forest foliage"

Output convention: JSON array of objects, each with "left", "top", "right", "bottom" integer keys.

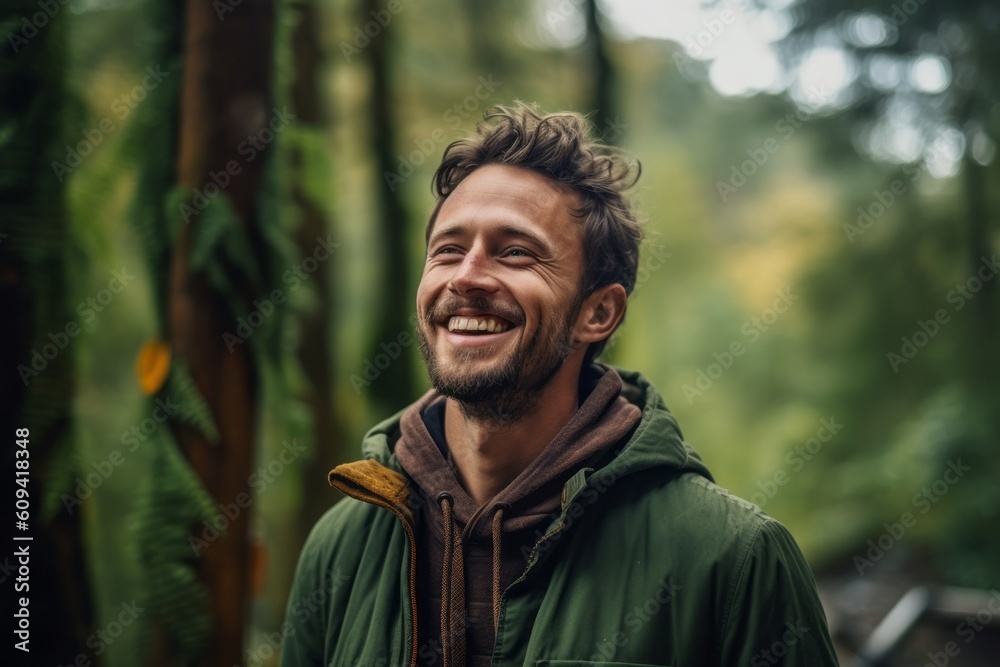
[{"left": 3, "top": 0, "right": 998, "bottom": 664}]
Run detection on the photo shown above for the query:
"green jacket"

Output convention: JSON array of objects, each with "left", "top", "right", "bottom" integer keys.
[{"left": 281, "top": 367, "right": 839, "bottom": 667}]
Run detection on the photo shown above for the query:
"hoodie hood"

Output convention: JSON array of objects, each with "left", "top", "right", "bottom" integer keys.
[
  {"left": 354, "top": 363, "right": 713, "bottom": 497},
  {"left": 395, "top": 363, "right": 644, "bottom": 540},
  {"left": 601, "top": 365, "right": 713, "bottom": 482}
]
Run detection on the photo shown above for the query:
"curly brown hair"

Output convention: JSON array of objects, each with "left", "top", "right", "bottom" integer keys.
[{"left": 428, "top": 102, "right": 644, "bottom": 363}]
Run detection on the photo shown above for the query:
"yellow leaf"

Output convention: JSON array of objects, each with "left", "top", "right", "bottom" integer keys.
[{"left": 136, "top": 338, "right": 172, "bottom": 396}]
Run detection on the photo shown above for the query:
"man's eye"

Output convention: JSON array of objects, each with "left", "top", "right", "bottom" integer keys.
[{"left": 502, "top": 247, "right": 531, "bottom": 258}]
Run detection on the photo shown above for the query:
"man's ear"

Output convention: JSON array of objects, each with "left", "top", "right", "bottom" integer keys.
[{"left": 574, "top": 283, "right": 627, "bottom": 346}]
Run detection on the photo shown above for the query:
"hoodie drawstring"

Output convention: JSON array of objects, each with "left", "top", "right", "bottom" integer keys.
[
  {"left": 438, "top": 493, "right": 466, "bottom": 667},
  {"left": 438, "top": 494, "right": 509, "bottom": 667},
  {"left": 491, "top": 506, "right": 505, "bottom": 632}
]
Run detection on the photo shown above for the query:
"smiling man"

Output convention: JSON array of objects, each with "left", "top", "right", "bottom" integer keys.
[{"left": 281, "top": 104, "right": 839, "bottom": 667}]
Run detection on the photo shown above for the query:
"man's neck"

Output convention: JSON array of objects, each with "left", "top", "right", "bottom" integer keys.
[{"left": 443, "top": 369, "right": 582, "bottom": 507}]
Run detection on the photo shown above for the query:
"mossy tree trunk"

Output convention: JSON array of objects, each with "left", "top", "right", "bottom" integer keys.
[
  {"left": 0, "top": 5, "right": 94, "bottom": 665},
  {"left": 364, "top": 0, "right": 417, "bottom": 415},
  {"left": 163, "top": 0, "right": 276, "bottom": 664}
]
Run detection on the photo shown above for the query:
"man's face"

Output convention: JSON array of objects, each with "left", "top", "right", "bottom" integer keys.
[{"left": 416, "top": 164, "right": 587, "bottom": 421}]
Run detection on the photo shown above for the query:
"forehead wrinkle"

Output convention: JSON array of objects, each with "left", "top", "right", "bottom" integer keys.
[
  {"left": 429, "top": 217, "right": 552, "bottom": 252},
  {"left": 443, "top": 194, "right": 568, "bottom": 232}
]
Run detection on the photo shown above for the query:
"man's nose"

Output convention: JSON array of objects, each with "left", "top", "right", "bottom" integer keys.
[{"left": 448, "top": 247, "right": 499, "bottom": 295}]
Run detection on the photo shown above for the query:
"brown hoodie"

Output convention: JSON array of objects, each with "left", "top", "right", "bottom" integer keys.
[{"left": 395, "top": 364, "right": 642, "bottom": 667}]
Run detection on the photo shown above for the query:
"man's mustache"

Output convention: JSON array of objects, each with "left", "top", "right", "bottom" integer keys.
[{"left": 426, "top": 296, "right": 524, "bottom": 326}]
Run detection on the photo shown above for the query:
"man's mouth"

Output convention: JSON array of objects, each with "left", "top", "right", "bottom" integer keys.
[{"left": 446, "top": 315, "right": 512, "bottom": 335}]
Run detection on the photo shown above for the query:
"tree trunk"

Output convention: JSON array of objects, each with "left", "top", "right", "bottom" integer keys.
[
  {"left": 364, "top": 0, "right": 417, "bottom": 415},
  {"left": 459, "top": 1, "right": 514, "bottom": 81},
  {"left": 584, "top": 0, "right": 616, "bottom": 143},
  {"left": 962, "top": 158, "right": 994, "bottom": 335},
  {"left": 288, "top": 0, "right": 346, "bottom": 537},
  {"left": 0, "top": 5, "right": 95, "bottom": 664},
  {"left": 166, "top": 0, "right": 275, "bottom": 664}
]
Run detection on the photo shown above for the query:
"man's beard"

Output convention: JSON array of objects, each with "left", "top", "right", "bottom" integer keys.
[{"left": 417, "top": 295, "right": 582, "bottom": 425}]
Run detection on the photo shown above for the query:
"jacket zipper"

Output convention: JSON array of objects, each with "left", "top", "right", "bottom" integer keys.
[
  {"left": 332, "top": 488, "right": 419, "bottom": 667},
  {"left": 515, "top": 515, "right": 569, "bottom": 585},
  {"left": 491, "top": 522, "right": 565, "bottom": 666}
]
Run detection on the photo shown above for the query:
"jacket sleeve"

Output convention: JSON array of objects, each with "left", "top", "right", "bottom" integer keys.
[
  {"left": 718, "top": 519, "right": 840, "bottom": 666},
  {"left": 280, "top": 509, "right": 340, "bottom": 667}
]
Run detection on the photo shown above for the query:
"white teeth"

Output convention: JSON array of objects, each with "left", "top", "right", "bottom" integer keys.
[{"left": 446, "top": 316, "right": 509, "bottom": 333}]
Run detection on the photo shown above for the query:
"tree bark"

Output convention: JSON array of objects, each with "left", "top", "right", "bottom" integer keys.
[
  {"left": 288, "top": 0, "right": 346, "bottom": 537},
  {"left": 584, "top": 0, "right": 615, "bottom": 143},
  {"left": 0, "top": 5, "right": 94, "bottom": 664},
  {"left": 166, "top": 0, "right": 275, "bottom": 664},
  {"left": 364, "top": 0, "right": 418, "bottom": 415}
]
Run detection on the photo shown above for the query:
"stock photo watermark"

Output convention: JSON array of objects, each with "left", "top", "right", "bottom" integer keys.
[
  {"left": 716, "top": 85, "right": 831, "bottom": 202},
  {"left": 521, "top": 456, "right": 630, "bottom": 562},
  {"left": 17, "top": 268, "right": 137, "bottom": 386},
  {"left": 670, "top": 6, "right": 741, "bottom": 77},
  {"left": 843, "top": 128, "right": 961, "bottom": 244},
  {"left": 589, "top": 578, "right": 682, "bottom": 661},
  {"left": 339, "top": 0, "right": 409, "bottom": 61},
  {"left": 189, "top": 438, "right": 306, "bottom": 556},
  {"left": 60, "top": 397, "right": 180, "bottom": 515},
  {"left": 887, "top": 254, "right": 999, "bottom": 372},
  {"left": 748, "top": 619, "right": 810, "bottom": 666},
  {"left": 239, "top": 569, "right": 351, "bottom": 667},
  {"left": 178, "top": 106, "right": 296, "bottom": 224},
  {"left": 222, "top": 234, "right": 340, "bottom": 351},
  {"left": 853, "top": 459, "right": 970, "bottom": 575},
  {"left": 51, "top": 65, "right": 169, "bottom": 182},
  {"left": 921, "top": 590, "right": 1000, "bottom": 667},
  {"left": 682, "top": 287, "right": 799, "bottom": 403},
  {"left": 6, "top": 0, "right": 72, "bottom": 54},
  {"left": 384, "top": 75, "right": 502, "bottom": 192},
  {"left": 843, "top": 164, "right": 922, "bottom": 243},
  {"left": 749, "top": 416, "right": 843, "bottom": 509}
]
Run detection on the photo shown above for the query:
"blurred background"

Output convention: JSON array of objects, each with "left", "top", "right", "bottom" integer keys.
[{"left": 2, "top": 0, "right": 999, "bottom": 665}]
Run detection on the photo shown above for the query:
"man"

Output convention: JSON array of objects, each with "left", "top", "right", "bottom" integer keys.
[{"left": 281, "top": 103, "right": 839, "bottom": 667}]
